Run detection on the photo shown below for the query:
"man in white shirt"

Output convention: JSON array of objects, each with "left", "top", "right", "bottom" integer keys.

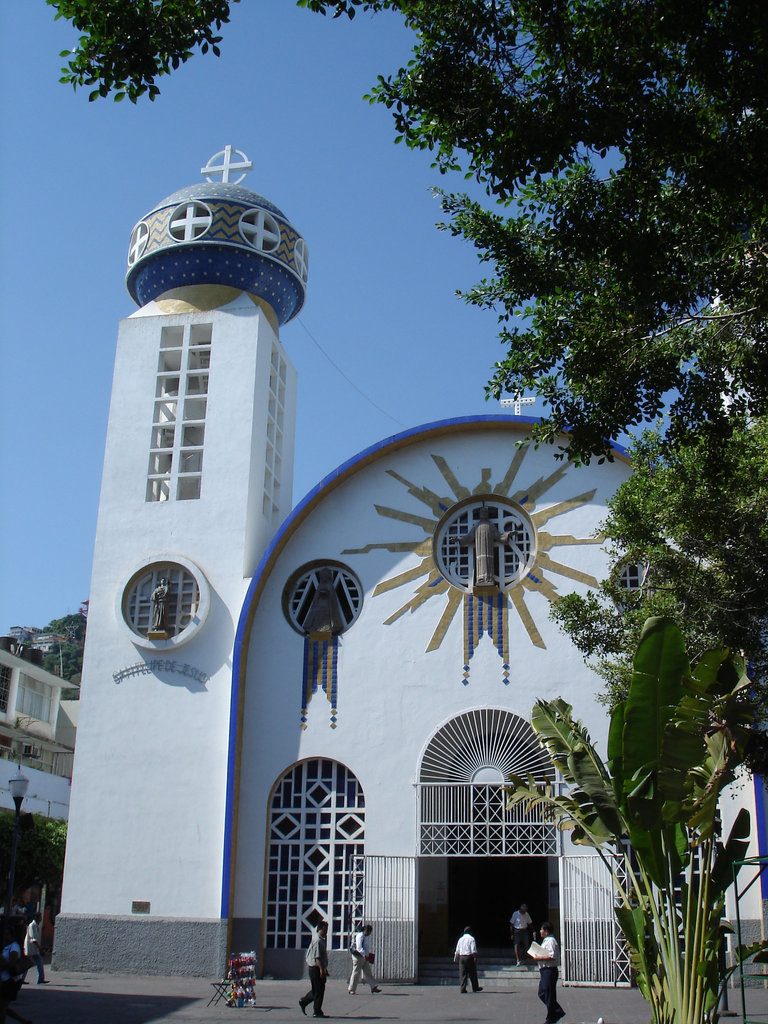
[
  {"left": 535, "top": 921, "right": 565, "bottom": 1024},
  {"left": 454, "top": 926, "right": 483, "bottom": 994},
  {"left": 510, "top": 903, "right": 533, "bottom": 965},
  {"left": 347, "top": 924, "right": 381, "bottom": 995},
  {"left": 24, "top": 913, "right": 47, "bottom": 984}
]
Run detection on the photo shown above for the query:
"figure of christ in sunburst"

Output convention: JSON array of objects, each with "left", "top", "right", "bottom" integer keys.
[{"left": 342, "top": 446, "right": 604, "bottom": 684}]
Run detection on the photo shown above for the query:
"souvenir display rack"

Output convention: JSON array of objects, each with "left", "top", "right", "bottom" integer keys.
[{"left": 225, "top": 951, "right": 258, "bottom": 1007}]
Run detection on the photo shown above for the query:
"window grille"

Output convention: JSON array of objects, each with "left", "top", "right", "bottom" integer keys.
[
  {"left": 263, "top": 345, "right": 287, "bottom": 519},
  {"left": 239, "top": 208, "right": 281, "bottom": 251},
  {"left": 286, "top": 564, "right": 363, "bottom": 635},
  {"left": 294, "top": 238, "right": 309, "bottom": 282},
  {"left": 434, "top": 500, "right": 536, "bottom": 592},
  {"left": 266, "top": 759, "right": 365, "bottom": 950},
  {"left": 168, "top": 201, "right": 212, "bottom": 241},
  {"left": 146, "top": 324, "right": 210, "bottom": 501},
  {"left": 347, "top": 855, "right": 417, "bottom": 981},
  {"left": 418, "top": 708, "right": 558, "bottom": 856},
  {"left": 122, "top": 563, "right": 200, "bottom": 639},
  {"left": 561, "top": 853, "right": 632, "bottom": 985},
  {"left": 619, "top": 562, "right": 645, "bottom": 591}
]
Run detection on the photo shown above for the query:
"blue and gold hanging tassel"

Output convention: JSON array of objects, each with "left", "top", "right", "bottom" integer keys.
[
  {"left": 462, "top": 592, "right": 510, "bottom": 686},
  {"left": 301, "top": 636, "right": 339, "bottom": 728}
]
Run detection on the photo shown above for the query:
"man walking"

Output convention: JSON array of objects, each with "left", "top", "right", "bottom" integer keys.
[
  {"left": 532, "top": 921, "right": 565, "bottom": 1024},
  {"left": 299, "top": 920, "right": 329, "bottom": 1018},
  {"left": 454, "top": 925, "right": 483, "bottom": 993},
  {"left": 23, "top": 913, "right": 47, "bottom": 984},
  {"left": 348, "top": 924, "right": 381, "bottom": 994},
  {"left": 510, "top": 902, "right": 533, "bottom": 965}
]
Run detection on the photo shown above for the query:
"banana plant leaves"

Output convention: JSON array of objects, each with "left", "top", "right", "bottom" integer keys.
[{"left": 506, "top": 616, "right": 764, "bottom": 1024}]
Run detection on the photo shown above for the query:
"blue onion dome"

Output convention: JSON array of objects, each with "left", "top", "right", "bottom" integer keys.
[{"left": 125, "top": 148, "right": 308, "bottom": 325}]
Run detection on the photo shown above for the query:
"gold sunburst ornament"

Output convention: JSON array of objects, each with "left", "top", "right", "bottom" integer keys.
[{"left": 342, "top": 446, "right": 603, "bottom": 685}]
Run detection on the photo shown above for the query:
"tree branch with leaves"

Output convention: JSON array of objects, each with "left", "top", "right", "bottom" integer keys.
[
  {"left": 48, "top": 0, "right": 238, "bottom": 102},
  {"left": 550, "top": 416, "right": 768, "bottom": 746}
]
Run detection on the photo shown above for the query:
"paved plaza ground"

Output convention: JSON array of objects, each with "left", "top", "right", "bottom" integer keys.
[{"left": 10, "top": 972, "right": 768, "bottom": 1024}]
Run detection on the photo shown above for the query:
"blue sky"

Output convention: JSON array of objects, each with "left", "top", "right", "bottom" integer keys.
[{"left": 0, "top": 1, "right": 512, "bottom": 633}]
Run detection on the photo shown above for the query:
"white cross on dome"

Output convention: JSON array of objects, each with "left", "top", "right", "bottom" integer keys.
[
  {"left": 201, "top": 145, "right": 254, "bottom": 185},
  {"left": 500, "top": 394, "right": 536, "bottom": 415}
]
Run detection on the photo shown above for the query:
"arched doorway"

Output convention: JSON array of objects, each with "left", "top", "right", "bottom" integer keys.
[{"left": 417, "top": 708, "right": 558, "bottom": 952}]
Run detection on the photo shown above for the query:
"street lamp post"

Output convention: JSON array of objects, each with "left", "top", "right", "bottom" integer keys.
[{"left": 4, "top": 767, "right": 29, "bottom": 936}]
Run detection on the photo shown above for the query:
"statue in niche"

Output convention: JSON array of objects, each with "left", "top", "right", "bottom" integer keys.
[
  {"left": 302, "top": 568, "right": 345, "bottom": 638},
  {"left": 151, "top": 578, "right": 171, "bottom": 634},
  {"left": 458, "top": 506, "right": 510, "bottom": 588}
]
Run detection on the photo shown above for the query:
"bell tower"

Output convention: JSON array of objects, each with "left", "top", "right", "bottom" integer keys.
[{"left": 55, "top": 148, "right": 308, "bottom": 974}]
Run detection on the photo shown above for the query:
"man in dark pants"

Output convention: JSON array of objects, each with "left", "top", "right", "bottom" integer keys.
[
  {"left": 454, "top": 925, "right": 483, "bottom": 993},
  {"left": 534, "top": 921, "right": 565, "bottom": 1024},
  {"left": 299, "top": 920, "right": 329, "bottom": 1018}
]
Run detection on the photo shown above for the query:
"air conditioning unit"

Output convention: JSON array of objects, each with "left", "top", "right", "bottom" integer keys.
[{"left": 22, "top": 744, "right": 41, "bottom": 759}]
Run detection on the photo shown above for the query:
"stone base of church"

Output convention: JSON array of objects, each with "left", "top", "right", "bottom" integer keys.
[{"left": 52, "top": 914, "right": 228, "bottom": 976}]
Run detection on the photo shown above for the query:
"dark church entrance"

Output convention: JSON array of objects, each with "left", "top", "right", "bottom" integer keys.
[{"left": 448, "top": 856, "right": 549, "bottom": 950}]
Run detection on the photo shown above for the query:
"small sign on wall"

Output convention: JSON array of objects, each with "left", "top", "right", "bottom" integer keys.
[{"left": 131, "top": 900, "right": 151, "bottom": 914}]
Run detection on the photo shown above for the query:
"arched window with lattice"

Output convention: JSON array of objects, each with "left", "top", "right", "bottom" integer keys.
[
  {"left": 265, "top": 759, "right": 365, "bottom": 949},
  {"left": 418, "top": 708, "right": 559, "bottom": 856}
]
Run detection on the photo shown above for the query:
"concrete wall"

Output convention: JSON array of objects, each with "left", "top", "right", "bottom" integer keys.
[
  {"left": 58, "top": 294, "right": 297, "bottom": 971},
  {"left": 53, "top": 915, "right": 227, "bottom": 976}
]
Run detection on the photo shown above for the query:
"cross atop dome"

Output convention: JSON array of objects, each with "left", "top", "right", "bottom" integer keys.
[
  {"left": 500, "top": 394, "right": 536, "bottom": 415},
  {"left": 201, "top": 145, "right": 254, "bottom": 184}
]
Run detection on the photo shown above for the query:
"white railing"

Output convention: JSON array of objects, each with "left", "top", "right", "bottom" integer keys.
[
  {"left": 418, "top": 783, "right": 560, "bottom": 856},
  {"left": 348, "top": 856, "right": 417, "bottom": 982},
  {"left": 561, "top": 854, "right": 631, "bottom": 986}
]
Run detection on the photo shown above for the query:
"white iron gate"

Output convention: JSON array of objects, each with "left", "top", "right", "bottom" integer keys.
[
  {"left": 348, "top": 856, "right": 417, "bottom": 982},
  {"left": 560, "top": 854, "right": 631, "bottom": 986}
]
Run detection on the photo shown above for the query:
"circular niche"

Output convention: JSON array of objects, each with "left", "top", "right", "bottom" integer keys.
[
  {"left": 433, "top": 496, "right": 536, "bottom": 593},
  {"left": 118, "top": 556, "right": 210, "bottom": 649},
  {"left": 283, "top": 561, "right": 363, "bottom": 638},
  {"left": 239, "top": 208, "right": 281, "bottom": 251},
  {"left": 127, "top": 221, "right": 150, "bottom": 266},
  {"left": 168, "top": 201, "right": 212, "bottom": 241}
]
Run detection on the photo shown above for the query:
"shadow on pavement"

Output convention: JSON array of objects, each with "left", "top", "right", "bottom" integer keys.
[{"left": 12, "top": 989, "right": 201, "bottom": 1024}]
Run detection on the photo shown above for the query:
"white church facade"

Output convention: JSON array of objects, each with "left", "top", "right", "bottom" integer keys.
[{"left": 54, "top": 150, "right": 768, "bottom": 981}]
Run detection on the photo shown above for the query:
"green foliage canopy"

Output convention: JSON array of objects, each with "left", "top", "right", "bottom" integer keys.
[
  {"left": 47, "top": 0, "right": 768, "bottom": 459},
  {"left": 39, "top": 609, "right": 87, "bottom": 685},
  {"left": 41, "top": 645, "right": 82, "bottom": 687},
  {"left": 42, "top": 611, "right": 86, "bottom": 646},
  {"left": 48, "top": 0, "right": 239, "bottom": 102},
  {"left": 551, "top": 416, "right": 768, "bottom": 735},
  {"left": 0, "top": 812, "right": 67, "bottom": 901}
]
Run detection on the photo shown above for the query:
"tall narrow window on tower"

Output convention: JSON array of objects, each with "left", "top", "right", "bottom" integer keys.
[
  {"left": 146, "top": 324, "right": 212, "bottom": 501},
  {"left": 264, "top": 345, "right": 286, "bottom": 519}
]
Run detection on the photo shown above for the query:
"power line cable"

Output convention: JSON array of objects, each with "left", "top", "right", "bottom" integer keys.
[{"left": 296, "top": 316, "right": 407, "bottom": 429}]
